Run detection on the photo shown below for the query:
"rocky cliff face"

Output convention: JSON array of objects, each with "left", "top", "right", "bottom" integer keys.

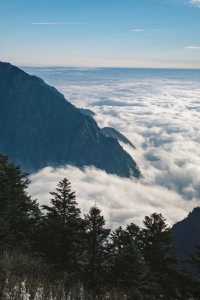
[{"left": 0, "top": 62, "right": 140, "bottom": 178}]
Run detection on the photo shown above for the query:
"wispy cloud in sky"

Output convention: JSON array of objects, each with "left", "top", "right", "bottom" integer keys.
[
  {"left": 190, "top": 0, "right": 200, "bottom": 7},
  {"left": 130, "top": 28, "right": 145, "bottom": 32},
  {"left": 185, "top": 45, "right": 200, "bottom": 49},
  {"left": 31, "top": 22, "right": 86, "bottom": 25}
]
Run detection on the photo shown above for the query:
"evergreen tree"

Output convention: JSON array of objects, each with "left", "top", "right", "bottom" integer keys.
[
  {"left": 109, "top": 226, "right": 147, "bottom": 299},
  {"left": 83, "top": 206, "right": 110, "bottom": 298},
  {"left": 0, "top": 154, "right": 40, "bottom": 251},
  {"left": 1, "top": 154, "right": 199, "bottom": 299},
  {"left": 40, "top": 178, "right": 85, "bottom": 280},
  {"left": 191, "top": 246, "right": 200, "bottom": 275},
  {"left": 186, "top": 246, "right": 200, "bottom": 298},
  {"left": 140, "top": 213, "right": 179, "bottom": 299},
  {"left": 43, "top": 178, "right": 80, "bottom": 224},
  {"left": 141, "top": 213, "right": 173, "bottom": 268}
]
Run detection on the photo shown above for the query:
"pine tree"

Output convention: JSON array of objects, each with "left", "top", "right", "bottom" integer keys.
[
  {"left": 109, "top": 226, "right": 147, "bottom": 299},
  {"left": 40, "top": 178, "right": 85, "bottom": 281},
  {"left": 141, "top": 213, "right": 172, "bottom": 267},
  {"left": 83, "top": 206, "right": 110, "bottom": 298},
  {"left": 43, "top": 178, "right": 80, "bottom": 225},
  {"left": 191, "top": 246, "right": 200, "bottom": 275},
  {"left": 140, "top": 213, "right": 178, "bottom": 299},
  {"left": 186, "top": 246, "right": 200, "bottom": 298},
  {"left": 0, "top": 154, "right": 40, "bottom": 251}
]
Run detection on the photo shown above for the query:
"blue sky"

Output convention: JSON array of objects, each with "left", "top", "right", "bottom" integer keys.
[{"left": 0, "top": 0, "right": 200, "bottom": 68}]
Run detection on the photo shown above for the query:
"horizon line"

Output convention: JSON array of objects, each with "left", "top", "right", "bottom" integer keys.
[
  {"left": 1, "top": 60, "right": 200, "bottom": 71},
  {"left": 20, "top": 64, "right": 200, "bottom": 71}
]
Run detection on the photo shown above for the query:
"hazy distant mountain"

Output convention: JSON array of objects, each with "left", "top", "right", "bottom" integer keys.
[
  {"left": 0, "top": 62, "right": 141, "bottom": 178},
  {"left": 173, "top": 207, "right": 200, "bottom": 260}
]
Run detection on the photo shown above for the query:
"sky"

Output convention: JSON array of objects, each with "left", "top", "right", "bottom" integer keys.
[{"left": 0, "top": 0, "right": 200, "bottom": 68}]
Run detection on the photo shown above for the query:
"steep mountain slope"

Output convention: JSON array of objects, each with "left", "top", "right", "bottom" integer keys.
[
  {"left": 173, "top": 207, "right": 200, "bottom": 259},
  {"left": 0, "top": 62, "right": 140, "bottom": 178},
  {"left": 101, "top": 127, "right": 136, "bottom": 149}
]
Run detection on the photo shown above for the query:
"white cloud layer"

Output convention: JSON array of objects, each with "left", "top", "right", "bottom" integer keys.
[
  {"left": 29, "top": 166, "right": 198, "bottom": 228},
  {"left": 28, "top": 68, "right": 200, "bottom": 227}
]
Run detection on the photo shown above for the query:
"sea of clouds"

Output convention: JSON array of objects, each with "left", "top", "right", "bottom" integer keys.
[{"left": 27, "top": 68, "right": 200, "bottom": 227}]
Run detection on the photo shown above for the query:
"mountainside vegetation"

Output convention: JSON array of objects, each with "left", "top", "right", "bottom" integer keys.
[{"left": 0, "top": 154, "right": 200, "bottom": 299}]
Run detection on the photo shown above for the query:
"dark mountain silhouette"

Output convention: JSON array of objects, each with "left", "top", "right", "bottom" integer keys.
[
  {"left": 80, "top": 108, "right": 95, "bottom": 118},
  {"left": 101, "top": 127, "right": 136, "bottom": 149},
  {"left": 80, "top": 109, "right": 136, "bottom": 148},
  {"left": 173, "top": 207, "right": 200, "bottom": 260},
  {"left": 0, "top": 61, "right": 140, "bottom": 178}
]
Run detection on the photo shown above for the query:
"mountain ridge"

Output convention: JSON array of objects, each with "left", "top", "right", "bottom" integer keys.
[{"left": 0, "top": 61, "right": 141, "bottom": 178}]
